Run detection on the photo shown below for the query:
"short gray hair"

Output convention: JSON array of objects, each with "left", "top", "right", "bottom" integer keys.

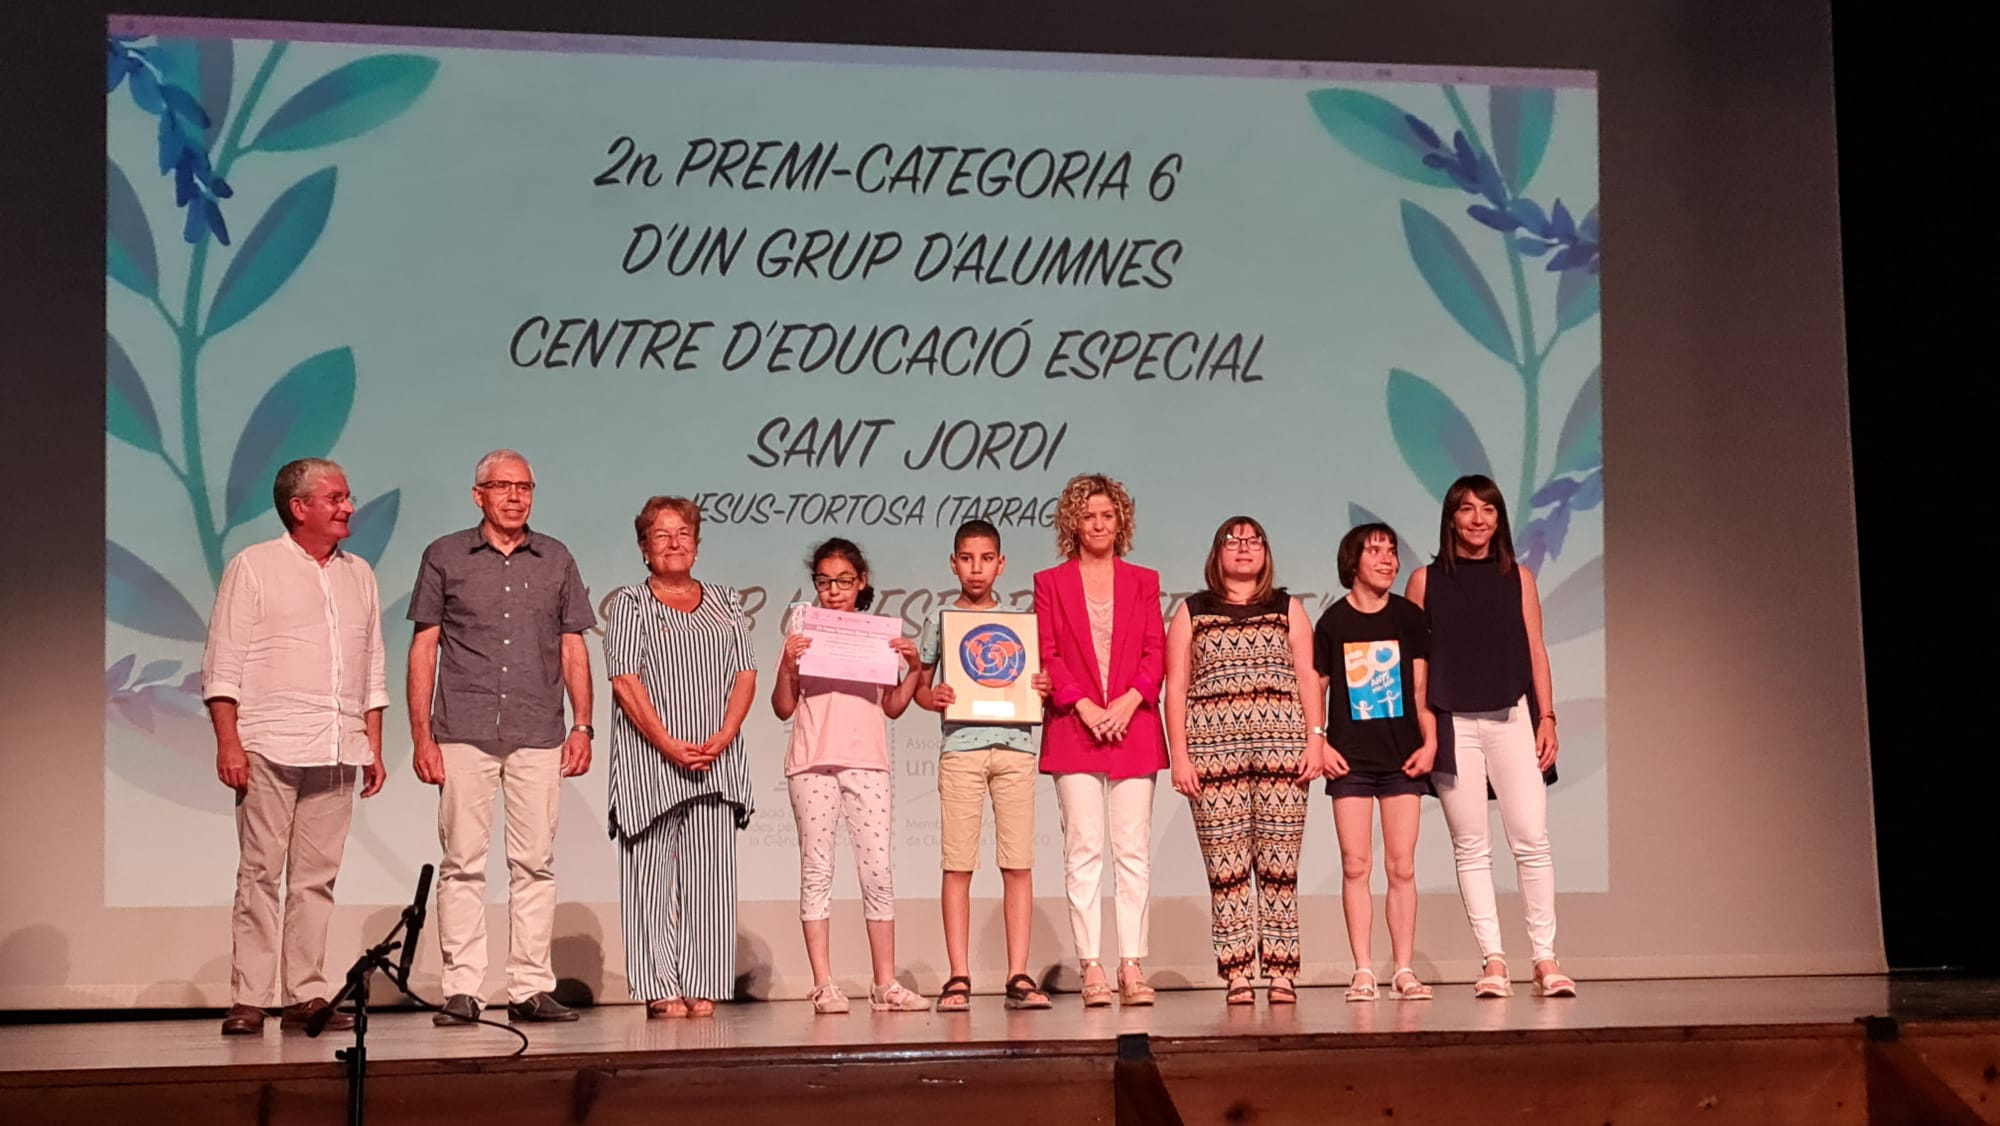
[
  {"left": 273, "top": 458, "right": 344, "bottom": 530},
  {"left": 473, "top": 449, "right": 534, "bottom": 487}
]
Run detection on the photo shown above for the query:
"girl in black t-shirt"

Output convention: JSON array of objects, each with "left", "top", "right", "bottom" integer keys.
[{"left": 1312, "top": 523, "right": 1437, "bottom": 1002}]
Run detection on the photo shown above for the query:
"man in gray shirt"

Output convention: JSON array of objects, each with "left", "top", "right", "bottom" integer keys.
[{"left": 408, "top": 449, "right": 596, "bottom": 1024}]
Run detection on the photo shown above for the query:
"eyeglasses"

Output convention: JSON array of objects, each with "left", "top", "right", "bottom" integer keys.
[
  {"left": 812, "top": 575, "right": 860, "bottom": 591},
  {"left": 477, "top": 480, "right": 536, "bottom": 495},
  {"left": 1223, "top": 534, "right": 1265, "bottom": 548}
]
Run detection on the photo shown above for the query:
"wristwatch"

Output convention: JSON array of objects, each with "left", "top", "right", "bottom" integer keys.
[
  {"left": 1310, "top": 725, "right": 1328, "bottom": 737},
  {"left": 571, "top": 724, "right": 595, "bottom": 738}
]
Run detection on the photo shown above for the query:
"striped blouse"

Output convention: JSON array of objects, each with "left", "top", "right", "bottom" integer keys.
[{"left": 603, "top": 581, "right": 758, "bottom": 838}]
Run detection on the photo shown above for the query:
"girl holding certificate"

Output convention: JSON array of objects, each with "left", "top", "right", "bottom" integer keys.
[
  {"left": 1033, "top": 474, "right": 1169, "bottom": 1007},
  {"left": 771, "top": 538, "right": 930, "bottom": 1013}
]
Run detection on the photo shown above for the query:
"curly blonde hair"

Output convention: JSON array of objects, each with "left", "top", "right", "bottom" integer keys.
[{"left": 1053, "top": 473, "right": 1136, "bottom": 558}]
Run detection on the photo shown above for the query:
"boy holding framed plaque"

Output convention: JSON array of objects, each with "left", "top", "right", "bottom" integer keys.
[{"left": 915, "top": 521, "right": 1052, "bottom": 1011}]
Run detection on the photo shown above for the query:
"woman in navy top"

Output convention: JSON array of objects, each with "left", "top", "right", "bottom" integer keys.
[{"left": 1405, "top": 475, "right": 1575, "bottom": 999}]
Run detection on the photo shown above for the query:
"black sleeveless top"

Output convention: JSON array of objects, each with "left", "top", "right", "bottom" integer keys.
[{"left": 1424, "top": 555, "right": 1534, "bottom": 714}]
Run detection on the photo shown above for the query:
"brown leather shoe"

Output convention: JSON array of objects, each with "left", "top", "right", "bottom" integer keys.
[
  {"left": 220, "top": 1004, "right": 266, "bottom": 1035},
  {"left": 279, "top": 997, "right": 354, "bottom": 1032}
]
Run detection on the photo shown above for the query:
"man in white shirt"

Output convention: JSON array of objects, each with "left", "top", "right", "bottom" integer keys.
[{"left": 203, "top": 458, "right": 390, "bottom": 1036}]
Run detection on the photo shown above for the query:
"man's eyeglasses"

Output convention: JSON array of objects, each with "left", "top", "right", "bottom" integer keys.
[
  {"left": 477, "top": 480, "right": 536, "bottom": 495},
  {"left": 812, "top": 575, "right": 860, "bottom": 591}
]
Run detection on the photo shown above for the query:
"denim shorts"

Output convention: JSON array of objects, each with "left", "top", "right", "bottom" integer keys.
[{"left": 1326, "top": 769, "right": 1430, "bottom": 799}]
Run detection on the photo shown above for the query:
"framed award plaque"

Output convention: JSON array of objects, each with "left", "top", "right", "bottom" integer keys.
[{"left": 938, "top": 610, "right": 1042, "bottom": 725}]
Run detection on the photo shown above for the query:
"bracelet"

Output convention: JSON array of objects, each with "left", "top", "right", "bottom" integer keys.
[
  {"left": 1309, "top": 725, "right": 1328, "bottom": 737},
  {"left": 1538, "top": 712, "right": 1557, "bottom": 725}
]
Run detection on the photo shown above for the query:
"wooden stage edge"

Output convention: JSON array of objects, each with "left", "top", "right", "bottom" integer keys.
[{"left": 2, "top": 975, "right": 1996, "bottom": 1125}]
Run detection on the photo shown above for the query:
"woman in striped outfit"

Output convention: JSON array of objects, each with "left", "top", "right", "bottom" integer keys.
[{"left": 605, "top": 496, "right": 759, "bottom": 1018}]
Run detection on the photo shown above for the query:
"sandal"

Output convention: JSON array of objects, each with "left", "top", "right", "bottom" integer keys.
[
  {"left": 809, "top": 981, "right": 850, "bottom": 1014},
  {"left": 1534, "top": 961, "right": 1578, "bottom": 998},
  {"left": 1117, "top": 959, "right": 1156, "bottom": 1007},
  {"left": 1224, "top": 977, "right": 1256, "bottom": 1006},
  {"left": 1004, "top": 973, "right": 1052, "bottom": 1010},
  {"left": 647, "top": 997, "right": 688, "bottom": 1019},
  {"left": 1473, "top": 958, "right": 1513, "bottom": 999},
  {"left": 1268, "top": 977, "right": 1298, "bottom": 1005},
  {"left": 1344, "top": 969, "right": 1378, "bottom": 1002},
  {"left": 870, "top": 982, "right": 930, "bottom": 1012},
  {"left": 1079, "top": 960, "right": 1113, "bottom": 1008},
  {"left": 686, "top": 998, "right": 715, "bottom": 1017},
  {"left": 1390, "top": 968, "right": 1434, "bottom": 1001},
  {"left": 935, "top": 975, "right": 974, "bottom": 1012}
]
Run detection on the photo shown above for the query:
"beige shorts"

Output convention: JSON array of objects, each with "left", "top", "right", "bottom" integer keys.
[{"left": 938, "top": 748, "right": 1037, "bottom": 872}]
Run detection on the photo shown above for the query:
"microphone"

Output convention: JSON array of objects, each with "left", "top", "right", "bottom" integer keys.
[{"left": 396, "top": 863, "right": 435, "bottom": 991}]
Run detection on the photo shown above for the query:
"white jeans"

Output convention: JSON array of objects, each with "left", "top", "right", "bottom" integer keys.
[
  {"left": 436, "top": 743, "right": 562, "bottom": 1002},
  {"left": 1434, "top": 698, "right": 1557, "bottom": 964},
  {"left": 1054, "top": 773, "right": 1155, "bottom": 961}
]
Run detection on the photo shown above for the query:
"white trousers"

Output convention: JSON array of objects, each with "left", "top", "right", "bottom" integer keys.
[
  {"left": 1053, "top": 773, "right": 1155, "bottom": 962},
  {"left": 436, "top": 742, "right": 562, "bottom": 1002},
  {"left": 1434, "top": 698, "right": 1557, "bottom": 964}
]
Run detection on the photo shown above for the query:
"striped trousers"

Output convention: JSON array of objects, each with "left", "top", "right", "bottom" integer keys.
[{"left": 620, "top": 795, "right": 739, "bottom": 1002}]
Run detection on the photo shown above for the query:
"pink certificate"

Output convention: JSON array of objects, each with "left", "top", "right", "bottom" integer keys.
[{"left": 793, "top": 605, "right": 904, "bottom": 686}]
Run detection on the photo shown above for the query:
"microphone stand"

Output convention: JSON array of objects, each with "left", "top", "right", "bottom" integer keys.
[{"left": 310, "top": 864, "right": 433, "bottom": 1126}]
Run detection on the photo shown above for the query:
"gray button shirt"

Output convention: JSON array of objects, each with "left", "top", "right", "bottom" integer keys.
[{"left": 409, "top": 526, "right": 596, "bottom": 751}]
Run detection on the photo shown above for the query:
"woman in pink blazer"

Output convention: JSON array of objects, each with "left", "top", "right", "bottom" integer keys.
[{"left": 1034, "top": 473, "right": 1168, "bottom": 1007}]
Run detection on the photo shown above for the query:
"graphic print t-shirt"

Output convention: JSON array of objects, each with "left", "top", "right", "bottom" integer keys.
[{"left": 1311, "top": 594, "right": 1430, "bottom": 774}]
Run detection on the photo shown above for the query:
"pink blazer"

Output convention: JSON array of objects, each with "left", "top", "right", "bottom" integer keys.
[{"left": 1033, "top": 558, "right": 1168, "bottom": 779}]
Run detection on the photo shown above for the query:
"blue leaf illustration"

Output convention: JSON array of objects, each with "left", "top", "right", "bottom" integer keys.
[
  {"left": 346, "top": 489, "right": 401, "bottom": 567},
  {"left": 128, "top": 63, "right": 164, "bottom": 114},
  {"left": 106, "top": 159, "right": 158, "bottom": 299},
  {"left": 1385, "top": 369, "right": 1495, "bottom": 501},
  {"left": 251, "top": 55, "right": 439, "bottom": 153},
  {"left": 107, "top": 539, "right": 209, "bottom": 642},
  {"left": 1399, "top": 200, "right": 1517, "bottom": 364},
  {"left": 1510, "top": 197, "right": 1552, "bottom": 238},
  {"left": 1552, "top": 366, "right": 1603, "bottom": 476},
  {"left": 106, "top": 654, "right": 138, "bottom": 694},
  {"left": 1540, "top": 554, "right": 1604, "bottom": 644},
  {"left": 205, "top": 167, "right": 336, "bottom": 338},
  {"left": 221, "top": 347, "right": 357, "bottom": 531},
  {"left": 136, "top": 658, "right": 183, "bottom": 686},
  {"left": 1546, "top": 243, "right": 1594, "bottom": 273},
  {"left": 1489, "top": 87, "right": 1555, "bottom": 192},
  {"left": 1306, "top": 89, "right": 1457, "bottom": 189},
  {"left": 1579, "top": 204, "right": 1600, "bottom": 244},
  {"left": 1556, "top": 263, "right": 1600, "bottom": 331},
  {"left": 106, "top": 332, "right": 164, "bottom": 455},
  {"left": 1515, "top": 237, "right": 1553, "bottom": 257},
  {"left": 1467, "top": 204, "right": 1519, "bottom": 232},
  {"left": 1530, "top": 477, "right": 1581, "bottom": 508},
  {"left": 153, "top": 38, "right": 233, "bottom": 151},
  {"left": 1550, "top": 199, "right": 1578, "bottom": 242},
  {"left": 1404, "top": 114, "right": 1442, "bottom": 151}
]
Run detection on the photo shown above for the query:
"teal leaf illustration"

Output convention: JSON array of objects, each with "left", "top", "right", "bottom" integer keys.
[
  {"left": 1306, "top": 89, "right": 1456, "bottom": 189},
  {"left": 1386, "top": 369, "right": 1495, "bottom": 501},
  {"left": 221, "top": 347, "right": 357, "bottom": 530},
  {"left": 150, "top": 38, "right": 233, "bottom": 149},
  {"left": 1400, "top": 200, "right": 1517, "bottom": 364},
  {"left": 346, "top": 489, "right": 401, "bottom": 567},
  {"left": 381, "top": 592, "right": 411, "bottom": 647},
  {"left": 1556, "top": 265, "right": 1599, "bottom": 331},
  {"left": 1552, "top": 366, "right": 1603, "bottom": 476},
  {"left": 1489, "top": 87, "right": 1555, "bottom": 193},
  {"left": 106, "top": 159, "right": 158, "bottom": 299},
  {"left": 107, "top": 540, "right": 209, "bottom": 643},
  {"left": 107, "top": 332, "right": 165, "bottom": 455},
  {"left": 1540, "top": 554, "right": 1604, "bottom": 644},
  {"left": 251, "top": 55, "right": 439, "bottom": 153},
  {"left": 205, "top": 167, "right": 337, "bottom": 339}
]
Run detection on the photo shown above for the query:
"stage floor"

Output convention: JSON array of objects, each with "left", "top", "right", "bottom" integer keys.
[{"left": 4, "top": 973, "right": 1995, "bottom": 1075}]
